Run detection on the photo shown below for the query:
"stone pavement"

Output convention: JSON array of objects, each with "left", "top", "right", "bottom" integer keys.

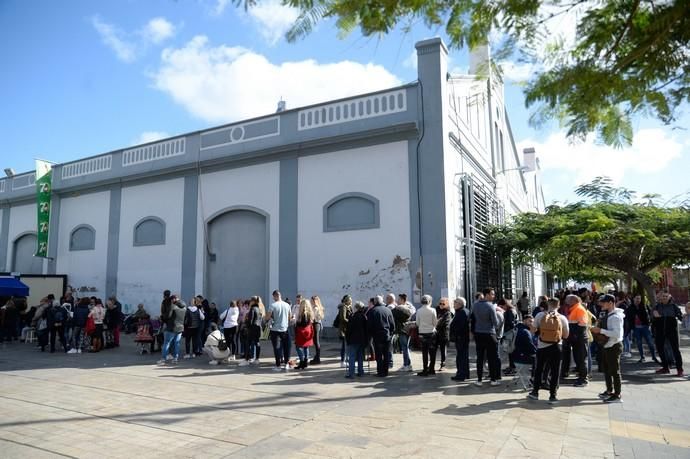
[{"left": 0, "top": 335, "right": 689, "bottom": 459}]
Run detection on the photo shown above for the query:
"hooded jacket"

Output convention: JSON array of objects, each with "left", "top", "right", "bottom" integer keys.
[
  {"left": 167, "top": 302, "right": 187, "bottom": 333},
  {"left": 600, "top": 307, "right": 625, "bottom": 348}
]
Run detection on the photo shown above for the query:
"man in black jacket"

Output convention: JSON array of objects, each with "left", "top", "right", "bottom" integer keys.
[
  {"left": 366, "top": 295, "right": 395, "bottom": 377},
  {"left": 450, "top": 297, "right": 470, "bottom": 381},
  {"left": 345, "top": 301, "right": 369, "bottom": 378},
  {"left": 653, "top": 292, "right": 684, "bottom": 377}
]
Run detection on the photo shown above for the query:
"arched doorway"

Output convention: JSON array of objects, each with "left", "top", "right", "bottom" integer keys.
[
  {"left": 206, "top": 208, "right": 268, "bottom": 306},
  {"left": 12, "top": 233, "right": 43, "bottom": 274}
]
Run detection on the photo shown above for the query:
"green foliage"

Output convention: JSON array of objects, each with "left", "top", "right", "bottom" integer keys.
[
  {"left": 264, "top": 0, "right": 690, "bottom": 147},
  {"left": 488, "top": 179, "right": 690, "bottom": 301}
]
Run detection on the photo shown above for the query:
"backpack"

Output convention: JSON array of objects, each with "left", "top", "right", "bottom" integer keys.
[
  {"left": 217, "top": 334, "right": 228, "bottom": 351},
  {"left": 53, "top": 307, "right": 66, "bottom": 325},
  {"left": 501, "top": 328, "right": 517, "bottom": 354},
  {"left": 540, "top": 312, "right": 563, "bottom": 343}
]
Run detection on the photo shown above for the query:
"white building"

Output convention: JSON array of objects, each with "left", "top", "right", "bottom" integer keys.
[{"left": 0, "top": 38, "right": 547, "bottom": 318}]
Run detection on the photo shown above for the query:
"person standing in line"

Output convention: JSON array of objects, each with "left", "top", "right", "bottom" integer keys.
[
  {"left": 591, "top": 294, "right": 625, "bottom": 403},
  {"left": 434, "top": 298, "right": 453, "bottom": 372},
  {"left": 266, "top": 290, "right": 292, "bottom": 372},
  {"left": 68, "top": 298, "right": 90, "bottom": 354},
  {"left": 106, "top": 296, "right": 122, "bottom": 348},
  {"left": 337, "top": 295, "right": 353, "bottom": 368},
  {"left": 517, "top": 291, "right": 531, "bottom": 320},
  {"left": 472, "top": 288, "right": 501, "bottom": 386},
  {"left": 294, "top": 298, "right": 315, "bottom": 370},
  {"left": 562, "top": 294, "right": 590, "bottom": 387},
  {"left": 89, "top": 299, "right": 107, "bottom": 353},
  {"left": 345, "top": 301, "right": 368, "bottom": 378},
  {"left": 48, "top": 302, "right": 70, "bottom": 353},
  {"left": 498, "top": 299, "right": 518, "bottom": 376},
  {"left": 366, "top": 295, "right": 395, "bottom": 377},
  {"left": 310, "top": 296, "right": 325, "bottom": 365},
  {"left": 384, "top": 293, "right": 397, "bottom": 369},
  {"left": 416, "top": 295, "right": 438, "bottom": 377},
  {"left": 653, "top": 292, "right": 684, "bottom": 377},
  {"left": 393, "top": 294, "right": 415, "bottom": 372},
  {"left": 220, "top": 301, "right": 240, "bottom": 361},
  {"left": 527, "top": 298, "right": 569, "bottom": 404},
  {"left": 183, "top": 298, "right": 205, "bottom": 358},
  {"left": 450, "top": 297, "right": 470, "bottom": 381},
  {"left": 239, "top": 296, "right": 264, "bottom": 367},
  {"left": 287, "top": 294, "right": 302, "bottom": 366},
  {"left": 629, "top": 294, "right": 659, "bottom": 364},
  {"left": 157, "top": 295, "right": 185, "bottom": 364},
  {"left": 32, "top": 297, "right": 51, "bottom": 352}
]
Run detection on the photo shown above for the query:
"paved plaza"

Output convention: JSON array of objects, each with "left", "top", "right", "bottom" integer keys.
[{"left": 1, "top": 337, "right": 689, "bottom": 459}]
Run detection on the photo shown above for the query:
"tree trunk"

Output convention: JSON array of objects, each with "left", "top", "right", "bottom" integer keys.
[{"left": 628, "top": 269, "right": 657, "bottom": 306}]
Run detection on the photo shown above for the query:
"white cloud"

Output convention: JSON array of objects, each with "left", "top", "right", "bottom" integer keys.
[
  {"left": 91, "top": 15, "right": 176, "bottom": 62},
  {"left": 132, "top": 131, "right": 170, "bottom": 145},
  {"left": 403, "top": 50, "right": 417, "bottom": 70},
  {"left": 212, "top": 0, "right": 231, "bottom": 16},
  {"left": 151, "top": 36, "right": 401, "bottom": 123},
  {"left": 143, "top": 17, "right": 176, "bottom": 44},
  {"left": 518, "top": 128, "right": 684, "bottom": 187},
  {"left": 498, "top": 60, "right": 534, "bottom": 82},
  {"left": 246, "top": 0, "right": 300, "bottom": 45},
  {"left": 91, "top": 15, "right": 137, "bottom": 63}
]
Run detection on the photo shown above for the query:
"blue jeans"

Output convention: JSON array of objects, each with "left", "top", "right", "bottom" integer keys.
[
  {"left": 162, "top": 331, "right": 182, "bottom": 359},
  {"left": 633, "top": 326, "right": 656, "bottom": 359},
  {"left": 348, "top": 344, "right": 364, "bottom": 376},
  {"left": 399, "top": 334, "right": 411, "bottom": 367},
  {"left": 296, "top": 346, "right": 310, "bottom": 363},
  {"left": 623, "top": 330, "right": 631, "bottom": 354}
]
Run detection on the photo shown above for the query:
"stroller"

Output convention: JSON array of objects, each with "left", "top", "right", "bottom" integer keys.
[{"left": 134, "top": 317, "right": 154, "bottom": 354}]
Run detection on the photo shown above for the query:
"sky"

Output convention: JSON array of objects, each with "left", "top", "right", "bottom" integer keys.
[{"left": 1, "top": 0, "right": 688, "bottom": 205}]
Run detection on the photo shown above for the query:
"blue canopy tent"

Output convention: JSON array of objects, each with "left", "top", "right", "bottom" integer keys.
[{"left": 0, "top": 276, "right": 30, "bottom": 297}]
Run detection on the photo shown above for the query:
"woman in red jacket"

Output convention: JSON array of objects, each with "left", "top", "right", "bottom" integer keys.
[{"left": 294, "top": 299, "right": 315, "bottom": 370}]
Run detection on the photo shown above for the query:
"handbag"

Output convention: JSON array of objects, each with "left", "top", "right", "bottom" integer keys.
[
  {"left": 85, "top": 316, "right": 96, "bottom": 336},
  {"left": 37, "top": 318, "right": 48, "bottom": 331}
]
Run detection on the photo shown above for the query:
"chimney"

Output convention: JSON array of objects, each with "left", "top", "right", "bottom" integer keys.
[
  {"left": 523, "top": 147, "right": 536, "bottom": 172},
  {"left": 276, "top": 100, "right": 286, "bottom": 113}
]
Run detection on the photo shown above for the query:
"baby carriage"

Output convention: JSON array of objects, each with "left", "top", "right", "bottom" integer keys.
[{"left": 134, "top": 318, "right": 154, "bottom": 354}]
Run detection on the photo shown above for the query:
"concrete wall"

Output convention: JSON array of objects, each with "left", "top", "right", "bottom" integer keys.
[
  {"left": 297, "top": 141, "right": 411, "bottom": 322},
  {"left": 56, "top": 191, "right": 110, "bottom": 299},
  {"left": 196, "top": 161, "right": 281, "bottom": 302},
  {"left": 117, "top": 178, "right": 184, "bottom": 313}
]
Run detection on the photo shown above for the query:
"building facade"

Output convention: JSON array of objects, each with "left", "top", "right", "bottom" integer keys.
[{"left": 0, "top": 38, "right": 546, "bottom": 317}]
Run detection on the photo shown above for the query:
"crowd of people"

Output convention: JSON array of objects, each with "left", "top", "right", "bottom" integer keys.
[{"left": 2, "top": 285, "right": 689, "bottom": 406}]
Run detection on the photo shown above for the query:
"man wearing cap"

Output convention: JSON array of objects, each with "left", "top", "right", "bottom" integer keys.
[
  {"left": 591, "top": 294, "right": 625, "bottom": 403},
  {"left": 366, "top": 295, "right": 395, "bottom": 377}
]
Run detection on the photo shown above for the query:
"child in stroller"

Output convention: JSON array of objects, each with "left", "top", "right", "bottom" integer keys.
[{"left": 134, "top": 315, "right": 154, "bottom": 354}]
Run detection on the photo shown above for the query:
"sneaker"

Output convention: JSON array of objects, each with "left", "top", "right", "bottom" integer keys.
[
  {"left": 638, "top": 357, "right": 646, "bottom": 363},
  {"left": 157, "top": 359, "right": 168, "bottom": 365},
  {"left": 439, "top": 363, "right": 446, "bottom": 371},
  {"left": 238, "top": 360, "right": 251, "bottom": 367},
  {"left": 77, "top": 349, "right": 82, "bottom": 354},
  {"left": 604, "top": 395, "right": 622, "bottom": 403},
  {"left": 655, "top": 367, "right": 670, "bottom": 374},
  {"left": 67, "top": 348, "right": 77, "bottom": 354},
  {"left": 677, "top": 370, "right": 685, "bottom": 377},
  {"left": 183, "top": 354, "right": 192, "bottom": 359},
  {"left": 490, "top": 380, "right": 501, "bottom": 387},
  {"left": 344, "top": 375, "right": 354, "bottom": 379},
  {"left": 548, "top": 395, "right": 559, "bottom": 404},
  {"left": 417, "top": 371, "right": 429, "bottom": 377},
  {"left": 229, "top": 355, "right": 236, "bottom": 361},
  {"left": 166, "top": 354, "right": 173, "bottom": 361},
  {"left": 652, "top": 357, "right": 661, "bottom": 364},
  {"left": 598, "top": 391, "right": 612, "bottom": 399},
  {"left": 623, "top": 352, "right": 632, "bottom": 358},
  {"left": 272, "top": 366, "right": 282, "bottom": 372},
  {"left": 398, "top": 366, "right": 408, "bottom": 372},
  {"left": 251, "top": 359, "right": 260, "bottom": 365},
  {"left": 573, "top": 380, "right": 588, "bottom": 387},
  {"left": 406, "top": 365, "right": 414, "bottom": 372},
  {"left": 171, "top": 358, "right": 178, "bottom": 364},
  {"left": 208, "top": 360, "right": 219, "bottom": 365},
  {"left": 340, "top": 361, "right": 347, "bottom": 368},
  {"left": 283, "top": 364, "right": 290, "bottom": 372},
  {"left": 474, "top": 380, "right": 484, "bottom": 387},
  {"left": 451, "top": 376, "right": 466, "bottom": 382},
  {"left": 527, "top": 392, "right": 538, "bottom": 401}
]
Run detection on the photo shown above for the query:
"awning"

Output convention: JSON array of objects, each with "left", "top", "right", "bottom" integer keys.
[{"left": 0, "top": 276, "right": 30, "bottom": 297}]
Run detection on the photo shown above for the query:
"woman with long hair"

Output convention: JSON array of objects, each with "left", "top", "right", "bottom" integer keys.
[
  {"left": 239, "top": 296, "right": 264, "bottom": 366},
  {"left": 88, "top": 299, "right": 106, "bottom": 352},
  {"left": 310, "top": 295, "right": 324, "bottom": 364},
  {"left": 294, "top": 298, "right": 314, "bottom": 369},
  {"left": 220, "top": 300, "right": 240, "bottom": 360}
]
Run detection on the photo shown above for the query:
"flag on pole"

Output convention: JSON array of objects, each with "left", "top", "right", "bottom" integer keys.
[{"left": 35, "top": 160, "right": 52, "bottom": 258}]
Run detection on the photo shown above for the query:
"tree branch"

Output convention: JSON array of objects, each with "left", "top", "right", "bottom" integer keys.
[{"left": 604, "top": 0, "right": 640, "bottom": 62}]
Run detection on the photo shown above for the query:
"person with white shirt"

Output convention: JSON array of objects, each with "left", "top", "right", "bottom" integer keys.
[
  {"left": 591, "top": 294, "right": 625, "bottom": 403},
  {"left": 220, "top": 301, "right": 240, "bottom": 360},
  {"left": 416, "top": 295, "right": 438, "bottom": 377},
  {"left": 204, "top": 323, "right": 230, "bottom": 365}
]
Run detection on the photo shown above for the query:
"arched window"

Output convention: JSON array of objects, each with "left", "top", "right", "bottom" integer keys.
[
  {"left": 69, "top": 225, "right": 96, "bottom": 251},
  {"left": 323, "top": 192, "right": 380, "bottom": 232},
  {"left": 133, "top": 216, "right": 166, "bottom": 246}
]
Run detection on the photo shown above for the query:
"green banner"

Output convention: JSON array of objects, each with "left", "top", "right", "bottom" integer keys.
[{"left": 35, "top": 160, "right": 52, "bottom": 258}]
